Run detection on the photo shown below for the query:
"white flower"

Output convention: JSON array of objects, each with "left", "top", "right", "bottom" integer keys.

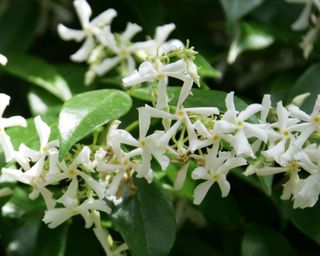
[
  {"left": 221, "top": 92, "right": 268, "bottom": 158},
  {"left": 0, "top": 53, "right": 7, "bottom": 65},
  {"left": 58, "top": 0, "right": 117, "bottom": 62},
  {"left": 46, "top": 146, "right": 106, "bottom": 202},
  {"left": 43, "top": 198, "right": 111, "bottom": 229},
  {"left": 138, "top": 23, "right": 184, "bottom": 58},
  {"left": 262, "top": 101, "right": 302, "bottom": 165},
  {"left": 123, "top": 59, "right": 193, "bottom": 109},
  {"left": 292, "top": 172, "right": 320, "bottom": 208},
  {"left": 93, "top": 23, "right": 153, "bottom": 76},
  {"left": 191, "top": 147, "right": 247, "bottom": 205},
  {"left": 0, "top": 93, "right": 27, "bottom": 162},
  {"left": 138, "top": 104, "right": 219, "bottom": 153}
]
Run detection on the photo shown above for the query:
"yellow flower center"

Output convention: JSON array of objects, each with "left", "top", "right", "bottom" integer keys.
[
  {"left": 288, "top": 160, "right": 299, "bottom": 171},
  {"left": 237, "top": 120, "right": 244, "bottom": 128},
  {"left": 313, "top": 115, "right": 320, "bottom": 125}
]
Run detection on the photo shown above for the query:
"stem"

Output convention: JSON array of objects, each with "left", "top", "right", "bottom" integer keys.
[{"left": 125, "top": 120, "right": 139, "bottom": 132}]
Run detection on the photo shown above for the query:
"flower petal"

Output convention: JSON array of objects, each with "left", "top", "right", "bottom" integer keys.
[{"left": 193, "top": 180, "right": 214, "bottom": 205}]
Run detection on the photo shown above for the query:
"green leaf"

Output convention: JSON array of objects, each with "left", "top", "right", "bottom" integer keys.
[
  {"left": 281, "top": 200, "right": 320, "bottom": 245},
  {"left": 130, "top": 87, "right": 248, "bottom": 112},
  {"left": 194, "top": 54, "right": 221, "bottom": 79},
  {"left": 111, "top": 178, "right": 176, "bottom": 256},
  {"left": 227, "top": 22, "right": 274, "bottom": 64},
  {"left": 58, "top": 89, "right": 132, "bottom": 160},
  {"left": 2, "top": 53, "right": 72, "bottom": 101},
  {"left": 35, "top": 223, "right": 70, "bottom": 256},
  {"left": 220, "top": 0, "right": 264, "bottom": 23},
  {"left": 257, "top": 175, "right": 273, "bottom": 196},
  {"left": 288, "top": 63, "right": 320, "bottom": 113},
  {"left": 241, "top": 223, "right": 297, "bottom": 256},
  {"left": 0, "top": 0, "right": 39, "bottom": 51}
]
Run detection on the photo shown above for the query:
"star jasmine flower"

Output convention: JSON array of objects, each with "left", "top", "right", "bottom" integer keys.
[
  {"left": 191, "top": 147, "right": 247, "bottom": 205},
  {"left": 46, "top": 146, "right": 106, "bottom": 202},
  {"left": 289, "top": 95, "right": 320, "bottom": 135},
  {"left": 262, "top": 101, "right": 303, "bottom": 164},
  {"left": 0, "top": 93, "right": 27, "bottom": 162},
  {"left": 1, "top": 167, "right": 56, "bottom": 209},
  {"left": 292, "top": 172, "right": 320, "bottom": 208},
  {"left": 123, "top": 59, "right": 193, "bottom": 109},
  {"left": 221, "top": 92, "right": 268, "bottom": 158},
  {"left": 58, "top": 0, "right": 117, "bottom": 62},
  {"left": 193, "top": 120, "right": 234, "bottom": 151},
  {"left": 0, "top": 53, "right": 7, "bottom": 65},
  {"left": 93, "top": 23, "right": 153, "bottom": 76},
  {"left": 20, "top": 116, "right": 59, "bottom": 178},
  {"left": 43, "top": 198, "right": 111, "bottom": 229},
  {"left": 139, "top": 104, "right": 219, "bottom": 152}
]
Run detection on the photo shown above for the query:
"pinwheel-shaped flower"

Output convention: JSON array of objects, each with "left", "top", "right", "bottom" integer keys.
[
  {"left": 92, "top": 23, "right": 154, "bottom": 76},
  {"left": 191, "top": 147, "right": 247, "bottom": 205},
  {"left": 58, "top": 0, "right": 117, "bottom": 62}
]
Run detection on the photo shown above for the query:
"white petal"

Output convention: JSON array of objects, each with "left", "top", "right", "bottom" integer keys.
[
  {"left": 126, "top": 55, "right": 136, "bottom": 75},
  {"left": 238, "top": 104, "right": 263, "bottom": 121},
  {"left": 288, "top": 105, "right": 311, "bottom": 122},
  {"left": 260, "top": 94, "right": 271, "bottom": 123},
  {"left": 74, "top": 0, "right": 92, "bottom": 28},
  {"left": 106, "top": 169, "right": 126, "bottom": 196},
  {"left": 217, "top": 174, "right": 231, "bottom": 197},
  {"left": 78, "top": 171, "right": 105, "bottom": 199},
  {"left": 121, "top": 23, "right": 142, "bottom": 44},
  {"left": 233, "top": 129, "right": 254, "bottom": 157},
  {"left": 0, "top": 53, "right": 7, "bottom": 65},
  {"left": 70, "top": 146, "right": 91, "bottom": 169},
  {"left": 0, "top": 93, "right": 10, "bottom": 116},
  {"left": 155, "top": 23, "right": 176, "bottom": 43},
  {"left": 39, "top": 186, "right": 56, "bottom": 210},
  {"left": 220, "top": 157, "right": 247, "bottom": 174},
  {"left": 91, "top": 8, "right": 117, "bottom": 26},
  {"left": 194, "top": 120, "right": 211, "bottom": 138},
  {"left": 174, "top": 162, "right": 189, "bottom": 190},
  {"left": 214, "top": 120, "right": 237, "bottom": 134},
  {"left": 185, "top": 107, "right": 219, "bottom": 116},
  {"left": 291, "top": 3, "right": 312, "bottom": 31},
  {"left": 57, "top": 178, "right": 79, "bottom": 205},
  {"left": 48, "top": 149, "right": 61, "bottom": 175},
  {"left": 43, "top": 208, "right": 73, "bottom": 228},
  {"left": 70, "top": 36, "right": 95, "bottom": 62},
  {"left": 263, "top": 139, "right": 287, "bottom": 162},
  {"left": 312, "top": 95, "right": 320, "bottom": 116},
  {"left": 34, "top": 116, "right": 50, "bottom": 150},
  {"left": 193, "top": 180, "right": 214, "bottom": 205},
  {"left": 277, "top": 101, "right": 288, "bottom": 131},
  {"left": 57, "top": 24, "right": 85, "bottom": 42},
  {"left": 92, "top": 56, "right": 120, "bottom": 75},
  {"left": 177, "top": 79, "right": 193, "bottom": 107},
  {"left": 225, "top": 92, "right": 236, "bottom": 113},
  {"left": 191, "top": 166, "right": 210, "bottom": 180},
  {"left": 81, "top": 199, "right": 111, "bottom": 214},
  {"left": 0, "top": 131, "right": 15, "bottom": 162},
  {"left": 2, "top": 168, "right": 30, "bottom": 184},
  {"left": 156, "top": 77, "right": 168, "bottom": 109},
  {"left": 244, "top": 123, "right": 268, "bottom": 142},
  {"left": 2, "top": 116, "right": 27, "bottom": 128}
]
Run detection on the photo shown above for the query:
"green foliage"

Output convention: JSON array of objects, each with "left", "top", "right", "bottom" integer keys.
[
  {"left": 241, "top": 223, "right": 297, "bottom": 256},
  {"left": 2, "top": 53, "right": 72, "bottom": 101},
  {"left": 58, "top": 89, "right": 132, "bottom": 160},
  {"left": 112, "top": 178, "right": 176, "bottom": 256}
]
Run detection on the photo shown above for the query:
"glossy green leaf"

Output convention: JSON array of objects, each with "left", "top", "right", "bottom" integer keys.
[
  {"left": 227, "top": 22, "right": 274, "bottom": 64},
  {"left": 281, "top": 200, "right": 320, "bottom": 245},
  {"left": 289, "top": 63, "right": 320, "bottom": 112},
  {"left": 111, "top": 178, "right": 176, "bottom": 256},
  {"left": 194, "top": 54, "right": 221, "bottom": 79},
  {"left": 220, "top": 0, "right": 264, "bottom": 23},
  {"left": 58, "top": 89, "right": 132, "bottom": 160},
  {"left": 241, "top": 223, "right": 297, "bottom": 256},
  {"left": 130, "top": 87, "right": 248, "bottom": 112},
  {"left": 2, "top": 53, "right": 72, "bottom": 101}
]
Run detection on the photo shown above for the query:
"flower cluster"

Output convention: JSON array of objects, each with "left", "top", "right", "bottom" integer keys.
[
  {"left": 287, "top": 0, "right": 320, "bottom": 57},
  {"left": 2, "top": 0, "right": 320, "bottom": 254},
  {"left": 58, "top": 0, "right": 184, "bottom": 85}
]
